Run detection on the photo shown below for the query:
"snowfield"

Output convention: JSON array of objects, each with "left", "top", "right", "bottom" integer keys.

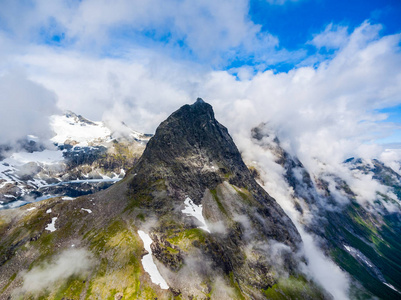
[
  {"left": 7, "top": 149, "right": 64, "bottom": 166},
  {"left": 137, "top": 230, "right": 169, "bottom": 289},
  {"left": 50, "top": 114, "right": 112, "bottom": 147},
  {"left": 45, "top": 217, "right": 58, "bottom": 232},
  {"left": 181, "top": 197, "right": 210, "bottom": 233}
]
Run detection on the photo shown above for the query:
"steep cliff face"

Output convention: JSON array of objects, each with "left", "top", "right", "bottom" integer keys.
[
  {"left": 0, "top": 99, "right": 326, "bottom": 299},
  {"left": 127, "top": 98, "right": 300, "bottom": 244},
  {"left": 122, "top": 98, "right": 307, "bottom": 298}
]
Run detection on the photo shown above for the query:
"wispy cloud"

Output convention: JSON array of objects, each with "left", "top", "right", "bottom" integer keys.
[
  {"left": 265, "top": 0, "right": 302, "bottom": 5},
  {"left": 309, "top": 23, "right": 350, "bottom": 50},
  {"left": 15, "top": 248, "right": 94, "bottom": 296}
]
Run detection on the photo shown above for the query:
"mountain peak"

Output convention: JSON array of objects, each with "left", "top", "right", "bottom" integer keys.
[
  {"left": 125, "top": 97, "right": 300, "bottom": 244},
  {"left": 128, "top": 98, "right": 248, "bottom": 202},
  {"left": 194, "top": 97, "right": 207, "bottom": 107},
  {"left": 118, "top": 99, "right": 304, "bottom": 297},
  {"left": 195, "top": 97, "right": 205, "bottom": 104},
  {"left": 170, "top": 97, "right": 215, "bottom": 128}
]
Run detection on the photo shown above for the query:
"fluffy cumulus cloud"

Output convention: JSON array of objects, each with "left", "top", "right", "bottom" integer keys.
[
  {"left": 0, "top": 0, "right": 282, "bottom": 65},
  {"left": 211, "top": 22, "right": 401, "bottom": 167}
]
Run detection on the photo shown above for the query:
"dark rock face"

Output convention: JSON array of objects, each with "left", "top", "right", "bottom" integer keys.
[
  {"left": 128, "top": 99, "right": 300, "bottom": 243},
  {"left": 124, "top": 99, "right": 303, "bottom": 297},
  {"left": 128, "top": 98, "right": 250, "bottom": 200}
]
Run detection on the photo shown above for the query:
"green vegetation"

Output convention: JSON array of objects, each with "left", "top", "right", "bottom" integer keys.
[
  {"left": 1, "top": 273, "right": 17, "bottom": 294},
  {"left": 210, "top": 189, "right": 228, "bottom": 215},
  {"left": 262, "top": 276, "right": 326, "bottom": 300},
  {"left": 124, "top": 193, "right": 151, "bottom": 211},
  {"left": 53, "top": 275, "right": 87, "bottom": 299},
  {"left": 167, "top": 228, "right": 206, "bottom": 251},
  {"left": 137, "top": 213, "right": 146, "bottom": 221},
  {"left": 97, "top": 141, "right": 138, "bottom": 172},
  {"left": 323, "top": 201, "right": 401, "bottom": 300},
  {"left": 83, "top": 219, "right": 149, "bottom": 299},
  {"left": 229, "top": 272, "right": 246, "bottom": 300},
  {"left": 232, "top": 185, "right": 253, "bottom": 205},
  {"left": 167, "top": 246, "right": 179, "bottom": 254}
]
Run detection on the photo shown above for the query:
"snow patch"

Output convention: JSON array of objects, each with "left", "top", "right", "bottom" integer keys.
[
  {"left": 137, "top": 230, "right": 169, "bottom": 289},
  {"left": 62, "top": 196, "right": 75, "bottom": 201},
  {"left": 45, "top": 217, "right": 58, "bottom": 232},
  {"left": 7, "top": 149, "right": 64, "bottom": 166},
  {"left": 81, "top": 208, "right": 92, "bottom": 213},
  {"left": 344, "top": 245, "right": 373, "bottom": 268},
  {"left": 181, "top": 197, "right": 210, "bottom": 233},
  {"left": 26, "top": 207, "right": 36, "bottom": 211},
  {"left": 50, "top": 114, "right": 112, "bottom": 146},
  {"left": 384, "top": 283, "right": 401, "bottom": 294},
  {"left": 46, "top": 208, "right": 52, "bottom": 213}
]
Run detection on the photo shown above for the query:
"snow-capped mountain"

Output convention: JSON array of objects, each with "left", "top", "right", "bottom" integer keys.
[{"left": 0, "top": 111, "right": 151, "bottom": 209}]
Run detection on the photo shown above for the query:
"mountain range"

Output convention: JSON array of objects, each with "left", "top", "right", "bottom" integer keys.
[
  {"left": 0, "top": 99, "right": 400, "bottom": 299},
  {"left": 0, "top": 111, "right": 151, "bottom": 210}
]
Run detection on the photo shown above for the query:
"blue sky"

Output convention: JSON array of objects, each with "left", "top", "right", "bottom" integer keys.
[
  {"left": 0, "top": 0, "right": 400, "bottom": 160},
  {"left": 250, "top": 0, "right": 401, "bottom": 50}
]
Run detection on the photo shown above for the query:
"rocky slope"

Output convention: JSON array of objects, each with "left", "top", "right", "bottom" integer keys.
[{"left": 0, "top": 99, "right": 327, "bottom": 299}]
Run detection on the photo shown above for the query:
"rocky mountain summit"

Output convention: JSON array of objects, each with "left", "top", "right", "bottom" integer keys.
[{"left": 0, "top": 99, "right": 327, "bottom": 299}]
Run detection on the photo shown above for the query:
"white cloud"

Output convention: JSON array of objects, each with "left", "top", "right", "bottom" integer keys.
[
  {"left": 265, "top": 0, "right": 302, "bottom": 5},
  {"left": 208, "top": 21, "right": 401, "bottom": 168},
  {"left": 0, "top": 0, "right": 284, "bottom": 65},
  {"left": 299, "top": 229, "right": 350, "bottom": 300},
  {"left": 0, "top": 70, "right": 59, "bottom": 145},
  {"left": 380, "top": 149, "right": 401, "bottom": 175},
  {"left": 310, "top": 23, "right": 349, "bottom": 50},
  {"left": 3, "top": 21, "right": 399, "bottom": 168},
  {"left": 234, "top": 131, "right": 351, "bottom": 299},
  {"left": 16, "top": 248, "right": 94, "bottom": 295}
]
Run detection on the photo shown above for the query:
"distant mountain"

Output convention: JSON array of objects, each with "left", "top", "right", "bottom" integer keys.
[
  {"left": 0, "top": 99, "right": 328, "bottom": 299},
  {"left": 0, "top": 111, "right": 151, "bottom": 209},
  {"left": 251, "top": 123, "right": 401, "bottom": 299}
]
